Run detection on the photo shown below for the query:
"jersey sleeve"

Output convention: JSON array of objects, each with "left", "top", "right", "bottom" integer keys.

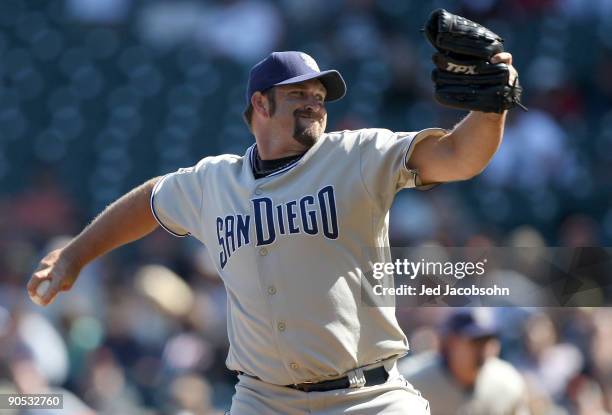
[
  {"left": 150, "top": 159, "right": 207, "bottom": 237},
  {"left": 359, "top": 128, "right": 447, "bottom": 211}
]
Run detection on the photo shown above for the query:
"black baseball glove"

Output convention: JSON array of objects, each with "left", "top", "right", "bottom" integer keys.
[{"left": 424, "top": 9, "right": 526, "bottom": 113}]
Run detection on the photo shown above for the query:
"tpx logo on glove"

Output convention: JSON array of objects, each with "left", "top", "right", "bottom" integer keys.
[{"left": 445, "top": 62, "right": 477, "bottom": 74}]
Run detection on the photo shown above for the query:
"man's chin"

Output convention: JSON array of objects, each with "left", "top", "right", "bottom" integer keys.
[
  {"left": 293, "top": 126, "right": 322, "bottom": 148},
  {"left": 292, "top": 117, "right": 324, "bottom": 147}
]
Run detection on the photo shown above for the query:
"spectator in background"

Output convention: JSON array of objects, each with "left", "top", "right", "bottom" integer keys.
[
  {"left": 516, "top": 312, "right": 584, "bottom": 414},
  {"left": 140, "top": 0, "right": 284, "bottom": 62},
  {"left": 0, "top": 306, "right": 95, "bottom": 415},
  {"left": 399, "top": 309, "right": 529, "bottom": 415},
  {"left": 167, "top": 373, "right": 225, "bottom": 415},
  {"left": 1, "top": 167, "right": 80, "bottom": 244},
  {"left": 481, "top": 110, "right": 576, "bottom": 193}
]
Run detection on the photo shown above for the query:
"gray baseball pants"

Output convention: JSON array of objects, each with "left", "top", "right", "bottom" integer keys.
[{"left": 228, "top": 361, "right": 431, "bottom": 414}]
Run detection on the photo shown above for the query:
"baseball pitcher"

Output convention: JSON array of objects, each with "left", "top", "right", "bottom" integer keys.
[{"left": 27, "top": 10, "right": 523, "bottom": 414}]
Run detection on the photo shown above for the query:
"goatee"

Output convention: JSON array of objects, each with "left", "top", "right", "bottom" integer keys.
[{"left": 293, "top": 114, "right": 323, "bottom": 148}]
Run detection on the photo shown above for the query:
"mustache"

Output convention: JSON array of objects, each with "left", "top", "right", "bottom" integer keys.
[{"left": 294, "top": 109, "right": 324, "bottom": 121}]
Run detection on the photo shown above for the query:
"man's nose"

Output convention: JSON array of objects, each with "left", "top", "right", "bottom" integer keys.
[{"left": 304, "top": 98, "right": 323, "bottom": 112}]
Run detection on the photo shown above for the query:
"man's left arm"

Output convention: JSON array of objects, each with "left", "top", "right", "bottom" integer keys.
[{"left": 407, "top": 52, "right": 517, "bottom": 186}]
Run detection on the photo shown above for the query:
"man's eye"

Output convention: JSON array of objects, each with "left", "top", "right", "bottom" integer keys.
[{"left": 290, "top": 91, "right": 303, "bottom": 97}]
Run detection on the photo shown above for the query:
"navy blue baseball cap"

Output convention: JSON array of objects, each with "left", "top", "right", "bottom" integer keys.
[
  {"left": 245, "top": 51, "right": 347, "bottom": 106},
  {"left": 442, "top": 309, "right": 498, "bottom": 339}
]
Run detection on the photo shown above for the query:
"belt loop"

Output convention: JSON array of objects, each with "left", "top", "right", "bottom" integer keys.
[
  {"left": 383, "top": 359, "right": 398, "bottom": 378},
  {"left": 346, "top": 367, "right": 366, "bottom": 388}
]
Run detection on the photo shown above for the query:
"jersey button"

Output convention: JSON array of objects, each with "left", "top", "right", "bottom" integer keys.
[
  {"left": 289, "top": 362, "right": 299, "bottom": 370},
  {"left": 267, "top": 286, "right": 277, "bottom": 295},
  {"left": 277, "top": 321, "right": 286, "bottom": 331},
  {"left": 254, "top": 188, "right": 262, "bottom": 195},
  {"left": 259, "top": 248, "right": 268, "bottom": 256}
]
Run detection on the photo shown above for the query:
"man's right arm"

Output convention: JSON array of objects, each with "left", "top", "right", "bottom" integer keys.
[{"left": 27, "top": 177, "right": 161, "bottom": 306}]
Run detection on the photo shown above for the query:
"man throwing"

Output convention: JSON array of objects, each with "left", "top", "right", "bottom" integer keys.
[{"left": 28, "top": 10, "right": 523, "bottom": 415}]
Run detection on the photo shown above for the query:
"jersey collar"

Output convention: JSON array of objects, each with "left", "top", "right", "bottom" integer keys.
[
  {"left": 243, "top": 133, "right": 328, "bottom": 183},
  {"left": 249, "top": 144, "right": 304, "bottom": 179}
]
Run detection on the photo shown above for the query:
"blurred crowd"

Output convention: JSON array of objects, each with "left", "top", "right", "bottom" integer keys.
[{"left": 1, "top": 0, "right": 611, "bottom": 413}]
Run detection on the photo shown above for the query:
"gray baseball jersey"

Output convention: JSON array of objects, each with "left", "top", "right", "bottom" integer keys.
[{"left": 151, "top": 127, "right": 445, "bottom": 386}]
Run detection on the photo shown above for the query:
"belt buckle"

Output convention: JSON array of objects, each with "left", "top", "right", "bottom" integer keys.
[
  {"left": 346, "top": 367, "right": 366, "bottom": 388},
  {"left": 293, "top": 380, "right": 315, "bottom": 392}
]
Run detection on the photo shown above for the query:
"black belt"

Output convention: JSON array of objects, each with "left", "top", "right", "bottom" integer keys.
[{"left": 286, "top": 365, "right": 389, "bottom": 393}]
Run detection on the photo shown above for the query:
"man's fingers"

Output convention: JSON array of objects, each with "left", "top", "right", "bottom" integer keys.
[
  {"left": 490, "top": 52, "right": 512, "bottom": 64},
  {"left": 27, "top": 279, "right": 36, "bottom": 297},
  {"left": 27, "top": 271, "right": 47, "bottom": 297},
  {"left": 28, "top": 270, "right": 59, "bottom": 306},
  {"left": 33, "top": 279, "right": 60, "bottom": 306},
  {"left": 489, "top": 52, "right": 519, "bottom": 85},
  {"left": 27, "top": 249, "right": 73, "bottom": 306},
  {"left": 40, "top": 282, "right": 59, "bottom": 306},
  {"left": 59, "top": 281, "right": 74, "bottom": 292},
  {"left": 509, "top": 69, "right": 518, "bottom": 85}
]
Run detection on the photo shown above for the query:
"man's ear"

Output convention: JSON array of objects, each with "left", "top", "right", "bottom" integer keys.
[{"left": 251, "top": 92, "right": 270, "bottom": 118}]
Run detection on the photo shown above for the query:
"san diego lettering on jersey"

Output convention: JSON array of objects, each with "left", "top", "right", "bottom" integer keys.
[{"left": 216, "top": 185, "right": 339, "bottom": 268}]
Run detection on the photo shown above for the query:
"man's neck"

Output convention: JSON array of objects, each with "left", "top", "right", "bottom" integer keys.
[{"left": 254, "top": 134, "right": 309, "bottom": 160}]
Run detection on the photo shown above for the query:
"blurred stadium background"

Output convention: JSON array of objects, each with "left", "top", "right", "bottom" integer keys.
[{"left": 1, "top": 0, "right": 611, "bottom": 413}]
